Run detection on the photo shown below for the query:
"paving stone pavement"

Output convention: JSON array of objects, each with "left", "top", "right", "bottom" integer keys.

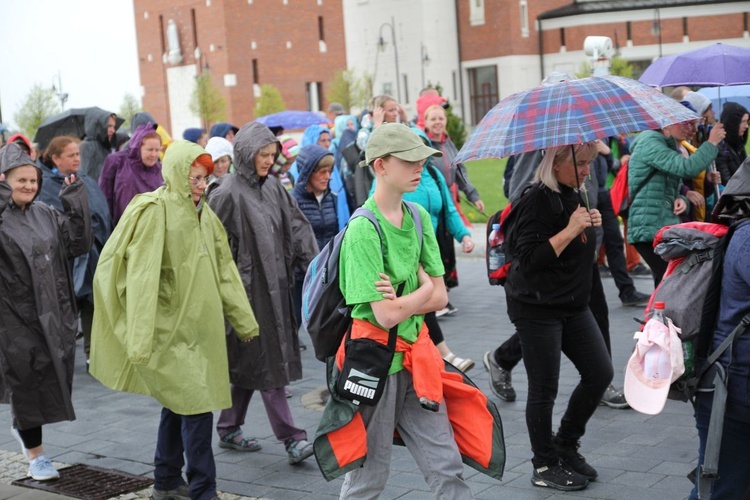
[{"left": 0, "top": 228, "right": 699, "bottom": 499}]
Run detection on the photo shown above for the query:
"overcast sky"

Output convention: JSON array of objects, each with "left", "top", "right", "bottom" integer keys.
[{"left": 0, "top": 0, "right": 141, "bottom": 131}]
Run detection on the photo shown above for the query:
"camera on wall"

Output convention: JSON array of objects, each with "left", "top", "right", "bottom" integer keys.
[{"left": 583, "top": 36, "right": 614, "bottom": 77}]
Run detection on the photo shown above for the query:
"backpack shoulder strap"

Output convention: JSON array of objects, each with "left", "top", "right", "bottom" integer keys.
[
  {"left": 403, "top": 201, "right": 424, "bottom": 248},
  {"left": 349, "top": 206, "right": 383, "bottom": 253}
]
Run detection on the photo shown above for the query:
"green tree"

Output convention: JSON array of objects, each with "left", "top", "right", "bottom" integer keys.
[
  {"left": 254, "top": 84, "right": 286, "bottom": 117},
  {"left": 189, "top": 72, "right": 227, "bottom": 130},
  {"left": 13, "top": 84, "right": 60, "bottom": 140},
  {"left": 118, "top": 93, "right": 142, "bottom": 131},
  {"left": 326, "top": 69, "right": 373, "bottom": 112}
]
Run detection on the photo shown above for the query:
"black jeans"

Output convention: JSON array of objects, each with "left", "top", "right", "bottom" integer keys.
[
  {"left": 515, "top": 308, "right": 613, "bottom": 467},
  {"left": 633, "top": 241, "right": 668, "bottom": 288},
  {"left": 494, "top": 264, "right": 612, "bottom": 370},
  {"left": 424, "top": 311, "right": 444, "bottom": 345},
  {"left": 17, "top": 426, "right": 42, "bottom": 449},
  {"left": 598, "top": 192, "right": 637, "bottom": 299}
]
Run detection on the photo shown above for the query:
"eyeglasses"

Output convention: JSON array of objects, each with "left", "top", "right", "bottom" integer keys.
[{"left": 189, "top": 175, "right": 208, "bottom": 186}]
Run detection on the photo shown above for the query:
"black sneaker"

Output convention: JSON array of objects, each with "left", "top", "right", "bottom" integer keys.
[
  {"left": 482, "top": 351, "right": 516, "bottom": 402},
  {"left": 531, "top": 460, "right": 589, "bottom": 491},
  {"left": 598, "top": 264, "right": 611, "bottom": 277},
  {"left": 620, "top": 290, "right": 650, "bottom": 307},
  {"left": 629, "top": 263, "right": 651, "bottom": 278},
  {"left": 553, "top": 437, "right": 598, "bottom": 480}
]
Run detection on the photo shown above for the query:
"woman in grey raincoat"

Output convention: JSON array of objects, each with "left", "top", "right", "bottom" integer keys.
[
  {"left": 207, "top": 122, "right": 319, "bottom": 464},
  {"left": 0, "top": 143, "right": 92, "bottom": 481}
]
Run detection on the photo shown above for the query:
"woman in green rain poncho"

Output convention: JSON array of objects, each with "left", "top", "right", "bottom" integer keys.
[{"left": 91, "top": 140, "right": 259, "bottom": 500}]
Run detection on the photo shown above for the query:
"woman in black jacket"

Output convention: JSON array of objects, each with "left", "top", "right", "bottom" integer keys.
[
  {"left": 716, "top": 102, "right": 749, "bottom": 185},
  {"left": 505, "top": 142, "right": 612, "bottom": 492}
]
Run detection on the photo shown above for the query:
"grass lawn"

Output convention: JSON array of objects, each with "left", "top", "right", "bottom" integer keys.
[{"left": 458, "top": 157, "right": 508, "bottom": 223}]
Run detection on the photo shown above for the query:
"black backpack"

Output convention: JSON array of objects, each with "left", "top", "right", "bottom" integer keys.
[{"left": 301, "top": 202, "right": 423, "bottom": 362}]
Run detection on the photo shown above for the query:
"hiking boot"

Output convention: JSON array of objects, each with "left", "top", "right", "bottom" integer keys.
[
  {"left": 629, "top": 263, "right": 651, "bottom": 277},
  {"left": 152, "top": 482, "right": 190, "bottom": 500},
  {"left": 531, "top": 460, "right": 589, "bottom": 491},
  {"left": 286, "top": 439, "right": 314, "bottom": 465},
  {"left": 599, "top": 384, "right": 630, "bottom": 409},
  {"left": 620, "top": 290, "right": 650, "bottom": 307},
  {"left": 28, "top": 455, "right": 60, "bottom": 481},
  {"left": 553, "top": 437, "right": 598, "bottom": 480},
  {"left": 482, "top": 351, "right": 516, "bottom": 402},
  {"left": 218, "top": 430, "right": 262, "bottom": 452}
]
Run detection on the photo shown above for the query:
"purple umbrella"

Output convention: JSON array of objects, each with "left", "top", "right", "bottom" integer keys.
[
  {"left": 638, "top": 43, "right": 750, "bottom": 87},
  {"left": 256, "top": 110, "right": 328, "bottom": 130},
  {"left": 454, "top": 75, "right": 698, "bottom": 163}
]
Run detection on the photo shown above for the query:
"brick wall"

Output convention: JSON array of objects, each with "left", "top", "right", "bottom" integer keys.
[{"left": 133, "top": 0, "right": 346, "bottom": 134}]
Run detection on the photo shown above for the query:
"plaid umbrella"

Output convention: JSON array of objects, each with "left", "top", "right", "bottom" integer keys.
[{"left": 454, "top": 75, "right": 699, "bottom": 164}]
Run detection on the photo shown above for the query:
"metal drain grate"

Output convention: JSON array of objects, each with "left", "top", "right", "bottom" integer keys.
[{"left": 12, "top": 463, "right": 153, "bottom": 500}]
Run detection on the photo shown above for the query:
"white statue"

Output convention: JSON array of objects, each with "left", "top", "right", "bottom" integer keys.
[{"left": 167, "top": 19, "right": 183, "bottom": 65}]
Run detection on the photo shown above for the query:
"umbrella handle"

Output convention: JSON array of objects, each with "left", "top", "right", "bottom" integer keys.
[{"left": 709, "top": 162, "right": 721, "bottom": 201}]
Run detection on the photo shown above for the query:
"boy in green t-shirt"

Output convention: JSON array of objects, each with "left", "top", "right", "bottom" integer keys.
[{"left": 337, "top": 123, "right": 474, "bottom": 498}]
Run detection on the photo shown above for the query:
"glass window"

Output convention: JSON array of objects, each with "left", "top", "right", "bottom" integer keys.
[{"left": 468, "top": 65, "right": 498, "bottom": 125}]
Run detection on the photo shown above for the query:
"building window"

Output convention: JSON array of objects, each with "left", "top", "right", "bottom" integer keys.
[
  {"left": 468, "top": 65, "right": 498, "bottom": 125},
  {"left": 626, "top": 21, "right": 632, "bottom": 42},
  {"left": 306, "top": 82, "right": 323, "bottom": 112},
  {"left": 560, "top": 28, "right": 566, "bottom": 50},
  {"left": 252, "top": 59, "right": 259, "bottom": 84},
  {"left": 682, "top": 16, "right": 689, "bottom": 42},
  {"left": 403, "top": 74, "right": 409, "bottom": 104},
  {"left": 452, "top": 71, "right": 458, "bottom": 101},
  {"left": 318, "top": 16, "right": 325, "bottom": 41},
  {"left": 191, "top": 9, "right": 199, "bottom": 49},
  {"left": 744, "top": 12, "right": 748, "bottom": 33},
  {"left": 158, "top": 15, "right": 166, "bottom": 54},
  {"left": 469, "top": 0, "right": 485, "bottom": 26},
  {"left": 519, "top": 0, "right": 529, "bottom": 38}
]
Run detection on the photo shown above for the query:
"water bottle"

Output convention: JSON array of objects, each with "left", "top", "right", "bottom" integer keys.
[
  {"left": 652, "top": 301, "right": 665, "bottom": 324},
  {"left": 488, "top": 223, "right": 503, "bottom": 272}
]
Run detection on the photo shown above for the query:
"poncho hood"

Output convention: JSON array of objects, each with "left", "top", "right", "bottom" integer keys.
[
  {"left": 84, "top": 107, "right": 118, "bottom": 146},
  {"left": 233, "top": 122, "right": 280, "bottom": 186},
  {"left": 127, "top": 122, "right": 160, "bottom": 165},
  {"left": 301, "top": 124, "right": 330, "bottom": 147},
  {"left": 293, "top": 144, "right": 332, "bottom": 197},
  {"left": 162, "top": 140, "right": 212, "bottom": 202},
  {"left": 0, "top": 143, "right": 42, "bottom": 202}
]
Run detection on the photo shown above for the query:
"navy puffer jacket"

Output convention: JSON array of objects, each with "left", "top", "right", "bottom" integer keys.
[{"left": 292, "top": 145, "right": 338, "bottom": 255}]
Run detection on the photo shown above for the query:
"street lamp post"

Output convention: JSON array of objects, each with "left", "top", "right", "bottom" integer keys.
[
  {"left": 653, "top": 8, "right": 663, "bottom": 58},
  {"left": 52, "top": 72, "right": 69, "bottom": 110},
  {"left": 420, "top": 43, "right": 431, "bottom": 88},
  {"left": 378, "top": 17, "right": 401, "bottom": 103}
]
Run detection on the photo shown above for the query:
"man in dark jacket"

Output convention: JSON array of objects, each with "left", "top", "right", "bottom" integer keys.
[
  {"left": 79, "top": 108, "right": 120, "bottom": 181},
  {"left": 207, "top": 122, "right": 319, "bottom": 464}
]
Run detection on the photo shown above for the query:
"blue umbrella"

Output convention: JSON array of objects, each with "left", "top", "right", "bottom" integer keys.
[
  {"left": 256, "top": 110, "right": 328, "bottom": 130},
  {"left": 698, "top": 85, "right": 750, "bottom": 116}
]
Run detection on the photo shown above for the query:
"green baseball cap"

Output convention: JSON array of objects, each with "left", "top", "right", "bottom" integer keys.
[{"left": 363, "top": 123, "right": 442, "bottom": 167}]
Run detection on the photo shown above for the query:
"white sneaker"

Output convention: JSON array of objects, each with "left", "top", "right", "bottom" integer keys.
[{"left": 435, "top": 307, "right": 450, "bottom": 318}]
